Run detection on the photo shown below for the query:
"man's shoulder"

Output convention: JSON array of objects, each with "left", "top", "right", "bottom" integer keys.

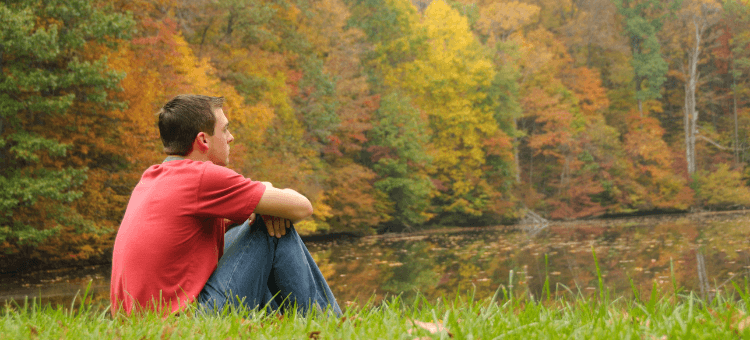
[
  {"left": 152, "top": 159, "right": 215, "bottom": 172},
  {"left": 142, "top": 159, "right": 247, "bottom": 186},
  {"left": 139, "top": 159, "right": 209, "bottom": 182},
  {"left": 199, "top": 160, "right": 243, "bottom": 176}
]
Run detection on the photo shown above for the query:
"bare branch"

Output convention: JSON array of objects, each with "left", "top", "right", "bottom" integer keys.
[{"left": 696, "top": 134, "right": 750, "bottom": 151}]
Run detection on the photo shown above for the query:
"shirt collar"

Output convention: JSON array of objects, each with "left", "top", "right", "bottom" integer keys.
[{"left": 162, "top": 155, "right": 186, "bottom": 163}]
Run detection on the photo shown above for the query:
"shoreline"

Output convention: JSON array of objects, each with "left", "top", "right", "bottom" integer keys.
[{"left": 2, "top": 208, "right": 749, "bottom": 275}]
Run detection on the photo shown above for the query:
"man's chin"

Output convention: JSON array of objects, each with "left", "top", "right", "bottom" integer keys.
[{"left": 209, "top": 157, "right": 228, "bottom": 167}]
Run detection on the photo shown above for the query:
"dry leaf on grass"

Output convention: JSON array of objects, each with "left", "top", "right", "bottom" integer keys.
[
  {"left": 734, "top": 311, "right": 750, "bottom": 332},
  {"left": 406, "top": 320, "right": 453, "bottom": 338}
]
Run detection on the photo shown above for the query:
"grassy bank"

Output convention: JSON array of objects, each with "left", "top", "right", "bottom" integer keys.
[
  {"left": 2, "top": 284, "right": 749, "bottom": 339},
  {"left": 4, "top": 245, "right": 750, "bottom": 339}
]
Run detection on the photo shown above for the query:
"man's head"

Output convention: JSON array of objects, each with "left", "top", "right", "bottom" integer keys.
[{"left": 158, "top": 94, "right": 234, "bottom": 165}]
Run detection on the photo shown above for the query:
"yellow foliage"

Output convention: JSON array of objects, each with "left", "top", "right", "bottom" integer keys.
[
  {"left": 518, "top": 28, "right": 573, "bottom": 89},
  {"left": 294, "top": 220, "right": 319, "bottom": 235},
  {"left": 221, "top": 47, "right": 295, "bottom": 133},
  {"left": 106, "top": 21, "right": 276, "bottom": 168},
  {"left": 106, "top": 44, "right": 163, "bottom": 167},
  {"left": 695, "top": 164, "right": 750, "bottom": 208},
  {"left": 295, "top": 191, "right": 335, "bottom": 235},
  {"left": 170, "top": 36, "right": 273, "bottom": 146},
  {"left": 381, "top": 0, "right": 506, "bottom": 216}
]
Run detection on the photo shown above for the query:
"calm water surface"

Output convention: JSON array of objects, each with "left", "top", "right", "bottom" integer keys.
[{"left": 2, "top": 212, "right": 749, "bottom": 308}]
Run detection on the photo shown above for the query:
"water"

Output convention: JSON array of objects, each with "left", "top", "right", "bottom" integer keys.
[{"left": 2, "top": 212, "right": 749, "bottom": 309}]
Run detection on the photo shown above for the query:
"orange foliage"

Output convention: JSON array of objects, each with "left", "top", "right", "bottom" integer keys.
[
  {"left": 561, "top": 67, "right": 610, "bottom": 119},
  {"left": 519, "top": 32, "right": 624, "bottom": 218},
  {"left": 623, "top": 111, "right": 694, "bottom": 210},
  {"left": 323, "top": 162, "right": 393, "bottom": 232}
]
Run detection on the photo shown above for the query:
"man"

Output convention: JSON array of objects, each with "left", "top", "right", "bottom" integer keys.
[{"left": 110, "top": 94, "right": 340, "bottom": 316}]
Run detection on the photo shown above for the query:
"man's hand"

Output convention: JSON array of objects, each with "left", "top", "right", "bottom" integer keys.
[{"left": 262, "top": 214, "right": 291, "bottom": 238}]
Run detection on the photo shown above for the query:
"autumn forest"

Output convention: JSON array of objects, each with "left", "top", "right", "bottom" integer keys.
[{"left": 3, "top": 0, "right": 750, "bottom": 266}]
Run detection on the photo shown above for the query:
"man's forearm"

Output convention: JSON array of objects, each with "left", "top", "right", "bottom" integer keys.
[{"left": 255, "top": 183, "right": 313, "bottom": 223}]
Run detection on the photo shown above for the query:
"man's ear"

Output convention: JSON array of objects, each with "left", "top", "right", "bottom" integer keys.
[{"left": 194, "top": 132, "right": 210, "bottom": 153}]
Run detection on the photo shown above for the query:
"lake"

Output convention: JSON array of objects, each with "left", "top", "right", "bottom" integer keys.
[{"left": 2, "top": 211, "right": 749, "bottom": 309}]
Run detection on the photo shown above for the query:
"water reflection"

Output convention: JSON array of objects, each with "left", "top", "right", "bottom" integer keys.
[
  {"left": 2, "top": 212, "right": 749, "bottom": 309},
  {"left": 0, "top": 266, "right": 110, "bottom": 307},
  {"left": 309, "top": 212, "right": 750, "bottom": 306}
]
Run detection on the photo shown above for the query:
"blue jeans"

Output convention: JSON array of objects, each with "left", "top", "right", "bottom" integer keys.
[{"left": 197, "top": 217, "right": 341, "bottom": 315}]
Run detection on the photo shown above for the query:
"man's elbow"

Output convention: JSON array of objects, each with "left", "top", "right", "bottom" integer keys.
[{"left": 293, "top": 201, "right": 313, "bottom": 222}]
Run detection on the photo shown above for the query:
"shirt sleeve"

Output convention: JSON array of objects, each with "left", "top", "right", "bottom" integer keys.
[{"left": 195, "top": 163, "right": 266, "bottom": 223}]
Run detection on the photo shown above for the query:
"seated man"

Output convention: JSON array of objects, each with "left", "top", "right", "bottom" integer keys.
[{"left": 110, "top": 94, "right": 340, "bottom": 316}]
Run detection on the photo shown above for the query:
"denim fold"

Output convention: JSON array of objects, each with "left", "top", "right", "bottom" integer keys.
[{"left": 197, "top": 217, "right": 341, "bottom": 316}]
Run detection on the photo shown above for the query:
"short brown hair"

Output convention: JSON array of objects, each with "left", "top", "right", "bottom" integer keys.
[{"left": 158, "top": 94, "right": 225, "bottom": 155}]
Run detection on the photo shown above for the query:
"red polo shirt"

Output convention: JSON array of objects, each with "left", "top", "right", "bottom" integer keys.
[{"left": 110, "top": 159, "right": 266, "bottom": 315}]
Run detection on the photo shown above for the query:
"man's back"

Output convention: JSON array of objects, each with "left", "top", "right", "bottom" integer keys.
[{"left": 110, "top": 159, "right": 265, "bottom": 314}]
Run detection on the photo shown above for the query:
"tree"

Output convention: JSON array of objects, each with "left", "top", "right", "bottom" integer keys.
[
  {"left": 0, "top": 0, "right": 133, "bottom": 250},
  {"left": 475, "top": 1, "right": 540, "bottom": 43},
  {"left": 367, "top": 92, "right": 433, "bottom": 228},
  {"left": 721, "top": 0, "right": 750, "bottom": 165},
  {"left": 622, "top": 110, "right": 693, "bottom": 210},
  {"left": 675, "top": 0, "right": 722, "bottom": 175},
  {"left": 387, "top": 0, "right": 511, "bottom": 221},
  {"left": 563, "top": 0, "right": 626, "bottom": 68},
  {"left": 309, "top": 0, "right": 396, "bottom": 233},
  {"left": 472, "top": 0, "right": 534, "bottom": 187},
  {"left": 614, "top": 0, "right": 678, "bottom": 115},
  {"left": 693, "top": 163, "right": 750, "bottom": 208}
]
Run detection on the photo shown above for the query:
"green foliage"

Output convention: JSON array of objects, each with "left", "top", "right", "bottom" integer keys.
[
  {"left": 487, "top": 41, "right": 523, "bottom": 134},
  {"left": 3, "top": 132, "right": 70, "bottom": 162},
  {"left": 346, "top": 0, "right": 418, "bottom": 46},
  {"left": 368, "top": 92, "right": 433, "bottom": 227},
  {"left": 218, "top": 0, "right": 278, "bottom": 46},
  {"left": 0, "top": 0, "right": 133, "bottom": 245},
  {"left": 294, "top": 55, "right": 339, "bottom": 144},
  {"left": 347, "top": 0, "right": 427, "bottom": 92},
  {"left": 613, "top": 0, "right": 678, "bottom": 105}
]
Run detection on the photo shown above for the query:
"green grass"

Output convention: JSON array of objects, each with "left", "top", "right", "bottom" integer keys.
[
  {"left": 3, "top": 249, "right": 749, "bottom": 339},
  {"left": 2, "top": 284, "right": 749, "bottom": 339}
]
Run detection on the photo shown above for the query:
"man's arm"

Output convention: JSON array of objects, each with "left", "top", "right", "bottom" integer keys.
[
  {"left": 253, "top": 182, "right": 312, "bottom": 238},
  {"left": 254, "top": 182, "right": 313, "bottom": 223}
]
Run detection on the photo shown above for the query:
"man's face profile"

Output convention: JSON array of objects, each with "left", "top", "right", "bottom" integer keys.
[{"left": 206, "top": 108, "right": 233, "bottom": 166}]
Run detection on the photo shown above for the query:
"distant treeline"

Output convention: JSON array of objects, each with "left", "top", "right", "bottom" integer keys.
[{"left": 2, "top": 0, "right": 750, "bottom": 265}]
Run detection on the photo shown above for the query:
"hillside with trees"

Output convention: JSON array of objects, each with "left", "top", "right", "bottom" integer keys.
[{"left": 2, "top": 0, "right": 750, "bottom": 267}]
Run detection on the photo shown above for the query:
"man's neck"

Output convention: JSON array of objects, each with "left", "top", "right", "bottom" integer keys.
[{"left": 184, "top": 149, "right": 210, "bottom": 163}]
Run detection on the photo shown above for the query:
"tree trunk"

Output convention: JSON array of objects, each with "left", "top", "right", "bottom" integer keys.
[
  {"left": 683, "top": 3, "right": 721, "bottom": 175},
  {"left": 225, "top": 11, "right": 235, "bottom": 41},
  {"left": 635, "top": 76, "right": 643, "bottom": 117},
  {"left": 529, "top": 121, "right": 535, "bottom": 188},
  {"left": 513, "top": 116, "right": 521, "bottom": 184},
  {"left": 684, "top": 85, "right": 693, "bottom": 175},
  {"left": 198, "top": 18, "right": 214, "bottom": 58},
  {"left": 685, "top": 14, "right": 707, "bottom": 176},
  {"left": 733, "top": 62, "right": 739, "bottom": 164}
]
